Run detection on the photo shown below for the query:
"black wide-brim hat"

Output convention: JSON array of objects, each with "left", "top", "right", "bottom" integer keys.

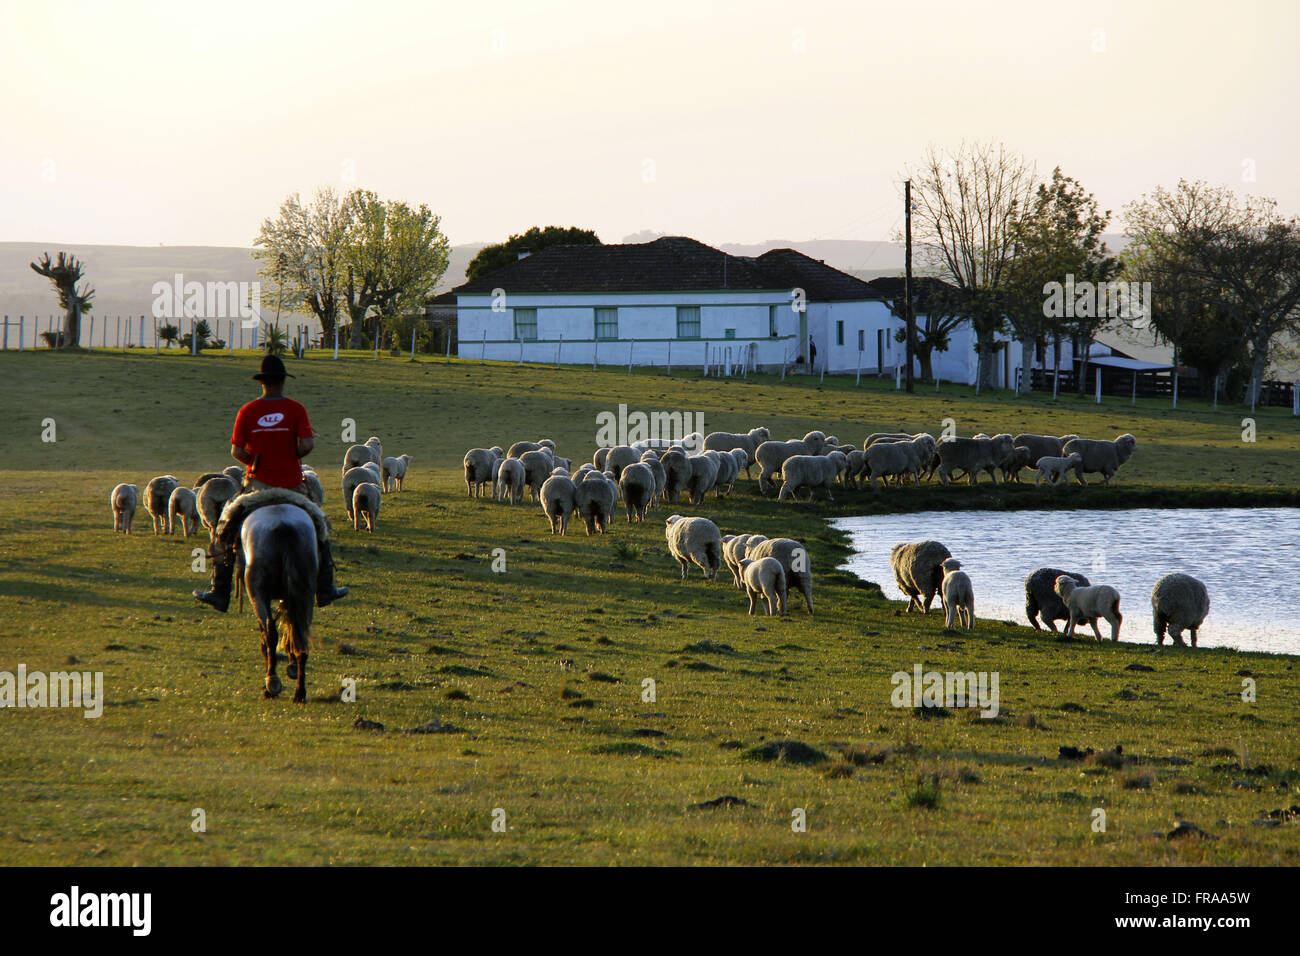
[{"left": 252, "top": 354, "right": 295, "bottom": 381}]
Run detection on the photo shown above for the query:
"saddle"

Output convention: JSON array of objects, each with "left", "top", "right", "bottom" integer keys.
[{"left": 213, "top": 487, "right": 332, "bottom": 556}]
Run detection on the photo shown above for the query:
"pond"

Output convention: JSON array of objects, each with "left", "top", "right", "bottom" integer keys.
[{"left": 832, "top": 507, "right": 1295, "bottom": 656}]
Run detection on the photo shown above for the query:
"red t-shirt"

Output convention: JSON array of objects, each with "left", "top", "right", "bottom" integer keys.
[{"left": 230, "top": 397, "right": 313, "bottom": 488}]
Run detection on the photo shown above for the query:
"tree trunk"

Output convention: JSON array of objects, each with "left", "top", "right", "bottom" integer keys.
[
  {"left": 62, "top": 300, "right": 81, "bottom": 348},
  {"left": 348, "top": 304, "right": 367, "bottom": 349},
  {"left": 1076, "top": 338, "right": 1092, "bottom": 398},
  {"left": 1248, "top": 334, "right": 1270, "bottom": 406},
  {"left": 1018, "top": 336, "right": 1033, "bottom": 396},
  {"left": 917, "top": 346, "right": 934, "bottom": 382},
  {"left": 976, "top": 333, "right": 998, "bottom": 390}
]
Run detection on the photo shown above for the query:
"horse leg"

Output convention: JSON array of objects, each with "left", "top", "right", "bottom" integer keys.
[
  {"left": 292, "top": 652, "right": 308, "bottom": 704},
  {"left": 258, "top": 599, "right": 282, "bottom": 698}
]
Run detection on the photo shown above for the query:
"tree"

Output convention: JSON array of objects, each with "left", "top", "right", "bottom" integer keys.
[
  {"left": 1124, "top": 181, "right": 1300, "bottom": 405},
  {"left": 869, "top": 277, "right": 966, "bottom": 380},
  {"left": 255, "top": 188, "right": 349, "bottom": 342},
  {"left": 179, "top": 319, "right": 213, "bottom": 352},
  {"left": 30, "top": 252, "right": 94, "bottom": 348},
  {"left": 158, "top": 323, "right": 180, "bottom": 348},
  {"left": 465, "top": 226, "right": 599, "bottom": 282},
  {"left": 1004, "top": 168, "right": 1118, "bottom": 396},
  {"left": 905, "top": 142, "right": 1037, "bottom": 389},
  {"left": 262, "top": 323, "right": 288, "bottom": 356}
]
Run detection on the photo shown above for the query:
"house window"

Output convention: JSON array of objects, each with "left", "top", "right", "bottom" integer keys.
[
  {"left": 513, "top": 308, "right": 537, "bottom": 341},
  {"left": 858, "top": 329, "right": 865, "bottom": 351},
  {"left": 836, "top": 320, "right": 845, "bottom": 346},
  {"left": 724, "top": 328, "right": 735, "bottom": 339},
  {"left": 595, "top": 307, "right": 618, "bottom": 340},
  {"left": 676, "top": 306, "right": 701, "bottom": 339},
  {"left": 769, "top": 305, "right": 778, "bottom": 336}
]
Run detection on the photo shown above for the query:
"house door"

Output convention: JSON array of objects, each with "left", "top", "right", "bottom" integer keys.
[{"left": 799, "top": 311, "right": 808, "bottom": 365}]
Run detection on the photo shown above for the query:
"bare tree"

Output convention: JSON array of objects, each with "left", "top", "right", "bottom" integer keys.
[
  {"left": 255, "top": 188, "right": 349, "bottom": 341},
  {"left": 30, "top": 252, "right": 95, "bottom": 348},
  {"left": 906, "top": 142, "right": 1037, "bottom": 388}
]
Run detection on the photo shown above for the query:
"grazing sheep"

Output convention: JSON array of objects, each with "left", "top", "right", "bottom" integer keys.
[
  {"left": 495, "top": 458, "right": 526, "bottom": 504},
  {"left": 539, "top": 475, "right": 578, "bottom": 534},
  {"left": 520, "top": 449, "right": 556, "bottom": 501},
  {"left": 940, "top": 558, "right": 974, "bottom": 630},
  {"left": 704, "top": 450, "right": 734, "bottom": 498},
  {"left": 574, "top": 475, "right": 616, "bottom": 534},
  {"left": 1151, "top": 573, "right": 1210, "bottom": 647},
  {"left": 778, "top": 454, "right": 841, "bottom": 501},
  {"left": 754, "top": 439, "right": 816, "bottom": 495},
  {"left": 508, "top": 440, "right": 547, "bottom": 458},
  {"left": 639, "top": 451, "right": 667, "bottom": 505},
  {"left": 865, "top": 440, "right": 922, "bottom": 489},
  {"left": 168, "top": 486, "right": 200, "bottom": 538},
  {"left": 297, "top": 471, "right": 325, "bottom": 507},
  {"left": 1061, "top": 434, "right": 1138, "bottom": 486},
  {"left": 740, "top": 556, "right": 787, "bottom": 616},
  {"left": 342, "top": 442, "right": 379, "bottom": 474},
  {"left": 723, "top": 533, "right": 763, "bottom": 588},
  {"left": 342, "top": 467, "right": 379, "bottom": 520},
  {"left": 935, "top": 435, "right": 1014, "bottom": 485},
  {"left": 193, "top": 472, "right": 225, "bottom": 488},
  {"left": 685, "top": 454, "right": 719, "bottom": 505},
  {"left": 604, "top": 445, "right": 641, "bottom": 479},
  {"left": 746, "top": 537, "right": 813, "bottom": 615},
  {"left": 364, "top": 436, "right": 383, "bottom": 464},
  {"left": 618, "top": 462, "right": 655, "bottom": 523},
  {"left": 844, "top": 449, "right": 868, "bottom": 487},
  {"left": 382, "top": 454, "right": 412, "bottom": 492},
  {"left": 1055, "top": 575, "right": 1122, "bottom": 642},
  {"left": 463, "top": 448, "right": 500, "bottom": 497},
  {"left": 664, "top": 514, "right": 723, "bottom": 580},
  {"left": 703, "top": 428, "right": 770, "bottom": 478},
  {"left": 593, "top": 446, "right": 611, "bottom": 471},
  {"left": 1024, "top": 567, "right": 1091, "bottom": 632},
  {"left": 728, "top": 448, "right": 749, "bottom": 484},
  {"left": 1013, "top": 433, "right": 1079, "bottom": 466},
  {"left": 352, "top": 482, "right": 380, "bottom": 532},
  {"left": 865, "top": 431, "right": 915, "bottom": 447},
  {"left": 197, "top": 476, "right": 240, "bottom": 535},
  {"left": 144, "top": 475, "right": 180, "bottom": 535},
  {"left": 110, "top": 483, "right": 138, "bottom": 534},
  {"left": 890, "top": 540, "right": 952, "bottom": 613},
  {"left": 222, "top": 465, "right": 245, "bottom": 487},
  {"left": 660, "top": 449, "right": 691, "bottom": 504},
  {"left": 1034, "top": 453, "right": 1083, "bottom": 487}
]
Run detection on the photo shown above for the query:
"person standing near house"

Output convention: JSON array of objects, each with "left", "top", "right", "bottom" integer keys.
[
  {"left": 193, "top": 354, "right": 349, "bottom": 611},
  {"left": 809, "top": 338, "right": 817, "bottom": 369}
]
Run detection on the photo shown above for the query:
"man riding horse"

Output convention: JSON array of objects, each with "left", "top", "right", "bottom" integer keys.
[{"left": 194, "top": 354, "right": 348, "bottom": 612}]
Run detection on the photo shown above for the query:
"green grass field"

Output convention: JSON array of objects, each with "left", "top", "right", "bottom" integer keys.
[{"left": 2, "top": 348, "right": 1299, "bottom": 865}]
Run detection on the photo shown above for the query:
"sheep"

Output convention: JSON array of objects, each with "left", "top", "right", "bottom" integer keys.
[
  {"left": 664, "top": 514, "right": 723, "bottom": 580},
  {"left": 1024, "top": 567, "right": 1091, "bottom": 632},
  {"left": 865, "top": 440, "right": 922, "bottom": 489},
  {"left": 754, "top": 439, "right": 815, "bottom": 495},
  {"left": 352, "top": 482, "right": 380, "bottom": 532},
  {"left": 660, "top": 449, "right": 691, "bottom": 504},
  {"left": 520, "top": 449, "right": 556, "bottom": 501},
  {"left": 844, "top": 449, "right": 868, "bottom": 487},
  {"left": 342, "top": 442, "right": 379, "bottom": 475},
  {"left": 342, "top": 466, "right": 379, "bottom": 520},
  {"left": 604, "top": 445, "right": 641, "bottom": 479},
  {"left": 193, "top": 472, "right": 225, "bottom": 488},
  {"left": 703, "top": 428, "right": 770, "bottom": 477},
  {"left": 144, "top": 475, "right": 180, "bottom": 535},
  {"left": 746, "top": 537, "right": 813, "bottom": 615},
  {"left": 1061, "top": 434, "right": 1138, "bottom": 486},
  {"left": 300, "top": 471, "right": 325, "bottom": 507},
  {"left": 361, "top": 461, "right": 382, "bottom": 486},
  {"left": 551, "top": 455, "right": 573, "bottom": 473},
  {"left": 574, "top": 475, "right": 616, "bottom": 534},
  {"left": 704, "top": 450, "right": 735, "bottom": 498},
  {"left": 539, "top": 475, "right": 577, "bottom": 535},
  {"left": 777, "top": 454, "right": 841, "bottom": 501},
  {"left": 1151, "top": 573, "right": 1210, "bottom": 647},
  {"left": 638, "top": 451, "right": 667, "bottom": 505},
  {"left": 890, "top": 540, "right": 952, "bottom": 613},
  {"left": 1034, "top": 453, "right": 1083, "bottom": 487},
  {"left": 364, "top": 436, "right": 383, "bottom": 465},
  {"left": 1002, "top": 445, "right": 1034, "bottom": 483},
  {"left": 508, "top": 440, "right": 548, "bottom": 458},
  {"left": 935, "top": 435, "right": 1014, "bottom": 485},
  {"left": 222, "top": 465, "right": 245, "bottom": 486},
  {"left": 1013, "top": 433, "right": 1079, "bottom": 466},
  {"left": 197, "top": 476, "right": 240, "bottom": 535},
  {"left": 865, "top": 431, "right": 916, "bottom": 447},
  {"left": 940, "top": 557, "right": 974, "bottom": 630},
  {"left": 1055, "top": 575, "right": 1122, "bottom": 642},
  {"left": 495, "top": 458, "right": 526, "bottom": 504},
  {"left": 110, "top": 483, "right": 138, "bottom": 534},
  {"left": 168, "top": 486, "right": 200, "bottom": 538},
  {"left": 382, "top": 454, "right": 412, "bottom": 492},
  {"left": 618, "top": 462, "right": 655, "bottom": 523},
  {"left": 593, "top": 447, "right": 611, "bottom": 471},
  {"left": 463, "top": 448, "right": 500, "bottom": 497},
  {"left": 740, "top": 557, "right": 787, "bottom": 616},
  {"left": 729, "top": 448, "right": 749, "bottom": 485},
  {"left": 684, "top": 453, "right": 720, "bottom": 505},
  {"left": 723, "top": 533, "right": 769, "bottom": 589}
]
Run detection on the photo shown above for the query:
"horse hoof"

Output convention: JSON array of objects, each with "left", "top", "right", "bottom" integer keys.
[
  {"left": 292, "top": 690, "right": 306, "bottom": 704},
  {"left": 286, "top": 662, "right": 298, "bottom": 680},
  {"left": 265, "top": 677, "right": 283, "bottom": 698}
]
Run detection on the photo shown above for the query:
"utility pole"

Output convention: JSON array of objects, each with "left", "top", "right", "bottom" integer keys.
[{"left": 904, "top": 179, "right": 916, "bottom": 393}]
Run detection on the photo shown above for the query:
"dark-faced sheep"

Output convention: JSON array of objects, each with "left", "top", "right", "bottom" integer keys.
[
  {"left": 890, "top": 540, "right": 952, "bottom": 613},
  {"left": 1151, "top": 573, "right": 1210, "bottom": 647},
  {"left": 1024, "top": 567, "right": 1091, "bottom": 632}
]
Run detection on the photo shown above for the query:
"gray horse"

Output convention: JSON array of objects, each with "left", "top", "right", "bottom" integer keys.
[{"left": 241, "top": 504, "right": 317, "bottom": 703}]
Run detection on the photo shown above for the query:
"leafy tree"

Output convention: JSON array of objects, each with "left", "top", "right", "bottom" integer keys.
[
  {"left": 871, "top": 277, "right": 966, "bottom": 380},
  {"left": 158, "top": 323, "right": 180, "bottom": 348},
  {"left": 30, "top": 252, "right": 94, "bottom": 348},
  {"left": 262, "top": 323, "right": 288, "bottom": 356},
  {"left": 255, "top": 188, "right": 349, "bottom": 341},
  {"left": 465, "top": 226, "right": 599, "bottom": 282}
]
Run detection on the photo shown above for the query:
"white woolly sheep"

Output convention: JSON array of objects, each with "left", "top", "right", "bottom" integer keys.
[
  {"left": 618, "top": 462, "right": 655, "bottom": 523},
  {"left": 364, "top": 436, "right": 383, "bottom": 463},
  {"left": 660, "top": 449, "right": 691, "bottom": 504},
  {"left": 342, "top": 466, "right": 379, "bottom": 520},
  {"left": 865, "top": 431, "right": 915, "bottom": 447},
  {"left": 664, "top": 514, "right": 723, "bottom": 580},
  {"left": 778, "top": 454, "right": 841, "bottom": 501},
  {"left": 1001, "top": 445, "right": 1034, "bottom": 483},
  {"left": 463, "top": 447, "right": 501, "bottom": 498},
  {"left": 1061, "top": 434, "right": 1138, "bottom": 486},
  {"left": 703, "top": 428, "right": 770, "bottom": 478},
  {"left": 685, "top": 454, "right": 719, "bottom": 505},
  {"left": 746, "top": 537, "right": 813, "bottom": 615},
  {"left": 1024, "top": 567, "right": 1091, "bottom": 632},
  {"left": 1034, "top": 453, "right": 1082, "bottom": 487},
  {"left": 604, "top": 445, "right": 641, "bottom": 479},
  {"left": 729, "top": 448, "right": 749, "bottom": 484},
  {"left": 144, "top": 475, "right": 179, "bottom": 535},
  {"left": 574, "top": 476, "right": 616, "bottom": 534},
  {"left": 723, "top": 533, "right": 769, "bottom": 589},
  {"left": 940, "top": 557, "right": 974, "bottom": 630},
  {"left": 1055, "top": 576, "right": 1122, "bottom": 642},
  {"left": 168, "top": 486, "right": 200, "bottom": 538},
  {"left": 520, "top": 449, "right": 556, "bottom": 501},
  {"left": 638, "top": 451, "right": 667, "bottom": 505},
  {"left": 593, "top": 446, "right": 612, "bottom": 471},
  {"left": 342, "top": 443, "right": 376, "bottom": 475},
  {"left": 539, "top": 475, "right": 578, "bottom": 535},
  {"left": 496, "top": 458, "right": 526, "bottom": 504},
  {"left": 1013, "top": 433, "right": 1078, "bottom": 467},
  {"left": 301, "top": 471, "right": 325, "bottom": 507},
  {"left": 1151, "top": 573, "right": 1210, "bottom": 647},
  {"left": 754, "top": 439, "right": 815, "bottom": 495},
  {"left": 222, "top": 465, "right": 244, "bottom": 486},
  {"left": 709, "top": 450, "right": 738, "bottom": 497},
  {"left": 740, "top": 556, "right": 787, "bottom": 616},
  {"left": 352, "top": 482, "right": 380, "bottom": 532},
  {"left": 197, "top": 476, "right": 240, "bottom": 535},
  {"left": 110, "top": 483, "right": 138, "bottom": 535},
  {"left": 890, "top": 540, "right": 952, "bottom": 613},
  {"left": 382, "top": 454, "right": 412, "bottom": 492},
  {"left": 865, "top": 440, "right": 920, "bottom": 489}
]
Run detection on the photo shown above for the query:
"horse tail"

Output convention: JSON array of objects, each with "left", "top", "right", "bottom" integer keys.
[{"left": 276, "top": 525, "right": 315, "bottom": 656}]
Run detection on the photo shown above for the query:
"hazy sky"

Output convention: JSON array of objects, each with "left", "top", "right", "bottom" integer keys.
[{"left": 2, "top": 0, "right": 1296, "bottom": 250}]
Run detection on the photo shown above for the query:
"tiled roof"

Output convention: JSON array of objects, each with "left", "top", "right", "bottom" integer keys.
[{"left": 863, "top": 276, "right": 961, "bottom": 314}]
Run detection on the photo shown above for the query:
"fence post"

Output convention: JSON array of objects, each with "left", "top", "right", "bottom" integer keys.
[
  {"left": 410, "top": 326, "right": 416, "bottom": 361},
  {"left": 139, "top": 315, "right": 145, "bottom": 348},
  {"left": 1131, "top": 371, "right": 1137, "bottom": 406},
  {"left": 1250, "top": 378, "right": 1257, "bottom": 413},
  {"left": 445, "top": 333, "right": 451, "bottom": 364},
  {"left": 1172, "top": 371, "right": 1178, "bottom": 410},
  {"left": 855, "top": 348, "right": 861, "bottom": 386},
  {"left": 1095, "top": 367, "right": 1101, "bottom": 404},
  {"left": 556, "top": 333, "right": 562, "bottom": 369},
  {"left": 518, "top": 338, "right": 524, "bottom": 366},
  {"left": 333, "top": 324, "right": 339, "bottom": 360},
  {"left": 1293, "top": 382, "right": 1299, "bottom": 417},
  {"left": 592, "top": 340, "right": 597, "bottom": 372},
  {"left": 666, "top": 340, "right": 672, "bottom": 376},
  {"left": 227, "top": 320, "right": 233, "bottom": 355},
  {"left": 1052, "top": 367, "right": 1059, "bottom": 400},
  {"left": 373, "top": 322, "right": 380, "bottom": 361},
  {"left": 18, "top": 316, "right": 24, "bottom": 352},
  {"left": 481, "top": 329, "right": 487, "bottom": 364},
  {"left": 191, "top": 318, "right": 197, "bottom": 355},
  {"left": 627, "top": 340, "right": 634, "bottom": 375},
  {"left": 2, "top": 315, "right": 7, "bottom": 351},
  {"left": 895, "top": 364, "right": 901, "bottom": 389}
]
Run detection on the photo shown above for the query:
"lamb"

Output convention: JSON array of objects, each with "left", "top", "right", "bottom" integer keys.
[
  {"left": 1055, "top": 576, "right": 1122, "bottom": 642},
  {"left": 301, "top": 471, "right": 325, "bottom": 507},
  {"left": 342, "top": 466, "right": 379, "bottom": 520},
  {"left": 708, "top": 449, "right": 738, "bottom": 497},
  {"left": 539, "top": 475, "right": 578, "bottom": 534},
  {"left": 382, "top": 454, "right": 412, "bottom": 492},
  {"left": 729, "top": 448, "right": 749, "bottom": 485},
  {"left": 940, "top": 557, "right": 974, "bottom": 630},
  {"left": 890, "top": 540, "right": 952, "bottom": 613},
  {"left": 352, "top": 482, "right": 380, "bottom": 532},
  {"left": 746, "top": 537, "right": 813, "bottom": 614},
  {"left": 638, "top": 451, "right": 667, "bottom": 505},
  {"left": 754, "top": 439, "right": 815, "bottom": 494},
  {"left": 144, "top": 475, "right": 179, "bottom": 535},
  {"left": 740, "top": 556, "right": 787, "bottom": 616},
  {"left": 463, "top": 447, "right": 501, "bottom": 497},
  {"left": 167, "top": 486, "right": 200, "bottom": 538},
  {"left": 1002, "top": 445, "right": 1034, "bottom": 483},
  {"left": 110, "top": 483, "right": 138, "bottom": 534},
  {"left": 342, "top": 442, "right": 379, "bottom": 474},
  {"left": 777, "top": 454, "right": 841, "bottom": 501},
  {"left": 1023, "top": 567, "right": 1091, "bottom": 632},
  {"left": 618, "top": 462, "right": 655, "bottom": 523},
  {"left": 723, "top": 533, "right": 768, "bottom": 588},
  {"left": 703, "top": 428, "right": 770, "bottom": 478},
  {"left": 520, "top": 449, "right": 557, "bottom": 501},
  {"left": 664, "top": 514, "right": 723, "bottom": 580},
  {"left": 574, "top": 475, "right": 616, "bottom": 534},
  {"left": 685, "top": 453, "right": 719, "bottom": 505},
  {"left": 844, "top": 449, "right": 868, "bottom": 487},
  {"left": 1034, "top": 453, "right": 1083, "bottom": 487},
  {"left": 1151, "top": 573, "right": 1210, "bottom": 647},
  {"left": 935, "top": 435, "right": 1014, "bottom": 485},
  {"left": 660, "top": 449, "right": 691, "bottom": 503},
  {"left": 604, "top": 445, "right": 641, "bottom": 479},
  {"left": 197, "top": 476, "right": 240, "bottom": 535},
  {"left": 1061, "top": 434, "right": 1138, "bottom": 486},
  {"left": 496, "top": 457, "right": 526, "bottom": 504}
]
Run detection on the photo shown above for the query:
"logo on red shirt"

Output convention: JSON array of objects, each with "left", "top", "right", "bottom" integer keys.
[{"left": 257, "top": 412, "right": 285, "bottom": 427}]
